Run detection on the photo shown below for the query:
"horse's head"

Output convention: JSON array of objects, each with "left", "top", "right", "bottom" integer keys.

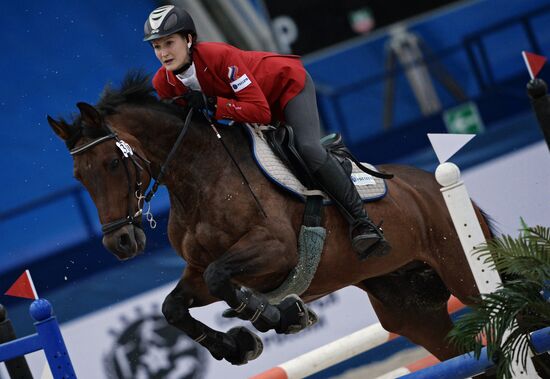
[{"left": 47, "top": 102, "right": 150, "bottom": 260}]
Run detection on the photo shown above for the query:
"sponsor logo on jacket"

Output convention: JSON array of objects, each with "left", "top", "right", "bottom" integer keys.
[{"left": 227, "top": 65, "right": 252, "bottom": 92}]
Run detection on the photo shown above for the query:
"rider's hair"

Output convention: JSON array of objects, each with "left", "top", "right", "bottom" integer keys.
[{"left": 177, "top": 30, "right": 197, "bottom": 46}]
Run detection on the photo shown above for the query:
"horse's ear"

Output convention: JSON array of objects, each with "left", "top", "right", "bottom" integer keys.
[
  {"left": 47, "top": 115, "right": 72, "bottom": 141},
  {"left": 76, "top": 102, "right": 102, "bottom": 127}
]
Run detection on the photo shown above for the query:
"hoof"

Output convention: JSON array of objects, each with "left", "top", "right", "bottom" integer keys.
[
  {"left": 225, "top": 327, "right": 263, "bottom": 365},
  {"left": 307, "top": 307, "right": 319, "bottom": 327},
  {"left": 276, "top": 294, "right": 311, "bottom": 334}
]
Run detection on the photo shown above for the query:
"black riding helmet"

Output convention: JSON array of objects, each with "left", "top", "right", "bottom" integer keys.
[{"left": 143, "top": 5, "right": 196, "bottom": 42}]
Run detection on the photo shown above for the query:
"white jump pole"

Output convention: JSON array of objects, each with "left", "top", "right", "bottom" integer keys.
[
  {"left": 250, "top": 323, "right": 393, "bottom": 379},
  {"left": 435, "top": 160, "right": 538, "bottom": 378},
  {"left": 251, "top": 297, "right": 465, "bottom": 379},
  {"left": 435, "top": 162, "right": 501, "bottom": 294}
]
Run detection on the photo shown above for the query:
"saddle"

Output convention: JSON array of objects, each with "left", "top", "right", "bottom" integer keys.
[{"left": 264, "top": 124, "right": 392, "bottom": 193}]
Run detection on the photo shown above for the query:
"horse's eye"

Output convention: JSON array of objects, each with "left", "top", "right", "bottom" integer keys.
[{"left": 109, "top": 158, "right": 120, "bottom": 170}]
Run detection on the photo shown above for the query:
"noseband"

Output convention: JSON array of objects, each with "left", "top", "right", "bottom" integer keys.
[{"left": 70, "top": 125, "right": 151, "bottom": 234}]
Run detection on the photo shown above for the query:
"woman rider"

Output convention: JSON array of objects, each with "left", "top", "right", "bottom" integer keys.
[{"left": 143, "top": 5, "right": 390, "bottom": 260}]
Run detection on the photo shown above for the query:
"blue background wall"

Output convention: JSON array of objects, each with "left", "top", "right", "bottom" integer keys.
[{"left": 1, "top": 0, "right": 161, "bottom": 271}]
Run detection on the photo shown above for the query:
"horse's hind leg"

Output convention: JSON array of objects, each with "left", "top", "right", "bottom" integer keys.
[
  {"left": 162, "top": 266, "right": 263, "bottom": 365},
  {"left": 203, "top": 227, "right": 314, "bottom": 336},
  {"left": 359, "top": 267, "right": 462, "bottom": 360}
]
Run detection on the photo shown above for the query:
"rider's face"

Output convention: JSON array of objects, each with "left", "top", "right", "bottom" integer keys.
[{"left": 152, "top": 33, "right": 191, "bottom": 72}]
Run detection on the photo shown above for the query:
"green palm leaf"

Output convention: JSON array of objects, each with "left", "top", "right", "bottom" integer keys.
[{"left": 448, "top": 224, "right": 550, "bottom": 379}]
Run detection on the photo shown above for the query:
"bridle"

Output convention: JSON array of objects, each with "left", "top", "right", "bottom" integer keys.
[
  {"left": 70, "top": 124, "right": 152, "bottom": 234},
  {"left": 68, "top": 100, "right": 268, "bottom": 235},
  {"left": 69, "top": 109, "right": 194, "bottom": 235}
]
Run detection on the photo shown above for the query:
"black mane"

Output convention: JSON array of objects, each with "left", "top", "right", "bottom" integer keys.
[
  {"left": 63, "top": 70, "right": 189, "bottom": 149},
  {"left": 95, "top": 70, "right": 188, "bottom": 121},
  {"left": 97, "top": 70, "right": 158, "bottom": 113},
  {"left": 62, "top": 71, "right": 163, "bottom": 150}
]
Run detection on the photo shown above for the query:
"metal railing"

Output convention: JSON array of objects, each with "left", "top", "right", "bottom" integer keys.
[{"left": 313, "top": 4, "right": 550, "bottom": 141}]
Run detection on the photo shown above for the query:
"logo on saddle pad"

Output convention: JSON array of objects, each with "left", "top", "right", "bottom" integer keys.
[
  {"left": 351, "top": 172, "right": 376, "bottom": 186},
  {"left": 228, "top": 65, "right": 251, "bottom": 92}
]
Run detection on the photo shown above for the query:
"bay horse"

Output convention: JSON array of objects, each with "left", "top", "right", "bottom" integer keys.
[{"left": 47, "top": 73, "right": 490, "bottom": 366}]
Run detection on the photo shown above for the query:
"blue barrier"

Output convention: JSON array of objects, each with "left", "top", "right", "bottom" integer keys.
[
  {"left": 400, "top": 326, "right": 550, "bottom": 379},
  {"left": 0, "top": 299, "right": 76, "bottom": 379}
]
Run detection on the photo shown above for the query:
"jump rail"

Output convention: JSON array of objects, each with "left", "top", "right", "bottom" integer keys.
[
  {"left": 0, "top": 299, "right": 76, "bottom": 379},
  {"left": 250, "top": 322, "right": 396, "bottom": 379},
  {"left": 251, "top": 297, "right": 464, "bottom": 379},
  {"left": 374, "top": 355, "right": 440, "bottom": 379}
]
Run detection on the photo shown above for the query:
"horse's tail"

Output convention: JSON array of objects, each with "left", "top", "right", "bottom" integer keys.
[{"left": 476, "top": 205, "right": 500, "bottom": 239}]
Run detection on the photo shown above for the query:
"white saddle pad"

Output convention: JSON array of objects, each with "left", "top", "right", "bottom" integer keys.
[{"left": 244, "top": 124, "right": 387, "bottom": 203}]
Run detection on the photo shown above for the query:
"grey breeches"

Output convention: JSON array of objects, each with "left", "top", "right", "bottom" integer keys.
[{"left": 283, "top": 72, "right": 328, "bottom": 172}]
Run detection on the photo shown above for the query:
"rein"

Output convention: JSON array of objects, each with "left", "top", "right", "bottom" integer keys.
[
  {"left": 200, "top": 107, "right": 268, "bottom": 218},
  {"left": 147, "top": 102, "right": 267, "bottom": 218},
  {"left": 144, "top": 108, "right": 194, "bottom": 202}
]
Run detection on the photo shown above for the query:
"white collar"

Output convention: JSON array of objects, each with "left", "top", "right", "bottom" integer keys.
[{"left": 175, "top": 63, "right": 202, "bottom": 91}]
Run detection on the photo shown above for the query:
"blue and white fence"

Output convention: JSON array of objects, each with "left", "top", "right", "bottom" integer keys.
[
  {"left": 0, "top": 299, "right": 76, "bottom": 379},
  {"left": 400, "top": 326, "right": 550, "bottom": 379}
]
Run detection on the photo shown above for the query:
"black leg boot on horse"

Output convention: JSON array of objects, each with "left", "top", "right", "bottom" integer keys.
[
  {"left": 314, "top": 154, "right": 391, "bottom": 260},
  {"left": 203, "top": 249, "right": 317, "bottom": 342}
]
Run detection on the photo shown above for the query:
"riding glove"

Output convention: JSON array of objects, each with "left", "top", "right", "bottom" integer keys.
[{"left": 182, "top": 90, "right": 217, "bottom": 113}]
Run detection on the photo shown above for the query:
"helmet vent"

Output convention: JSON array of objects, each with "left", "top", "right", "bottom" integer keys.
[
  {"left": 143, "top": 5, "right": 195, "bottom": 42},
  {"left": 164, "top": 14, "right": 178, "bottom": 30},
  {"left": 148, "top": 5, "right": 174, "bottom": 30}
]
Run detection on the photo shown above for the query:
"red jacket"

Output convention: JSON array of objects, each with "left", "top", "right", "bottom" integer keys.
[{"left": 152, "top": 42, "right": 306, "bottom": 124}]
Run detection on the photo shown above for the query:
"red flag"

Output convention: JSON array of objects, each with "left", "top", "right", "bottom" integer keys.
[
  {"left": 5, "top": 270, "right": 38, "bottom": 300},
  {"left": 522, "top": 51, "right": 547, "bottom": 79}
]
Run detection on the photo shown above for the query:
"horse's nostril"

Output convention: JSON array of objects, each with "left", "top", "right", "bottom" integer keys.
[{"left": 118, "top": 233, "right": 131, "bottom": 251}]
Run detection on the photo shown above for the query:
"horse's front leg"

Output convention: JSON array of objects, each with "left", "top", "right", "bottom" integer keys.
[
  {"left": 203, "top": 226, "right": 313, "bottom": 335},
  {"left": 162, "top": 266, "right": 263, "bottom": 365}
]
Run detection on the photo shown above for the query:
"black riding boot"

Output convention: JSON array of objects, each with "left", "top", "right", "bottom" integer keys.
[{"left": 314, "top": 154, "right": 391, "bottom": 260}]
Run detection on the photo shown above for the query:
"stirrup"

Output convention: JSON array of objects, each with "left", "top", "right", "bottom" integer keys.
[
  {"left": 351, "top": 236, "right": 391, "bottom": 261},
  {"left": 351, "top": 218, "right": 384, "bottom": 238},
  {"left": 351, "top": 220, "right": 391, "bottom": 260}
]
